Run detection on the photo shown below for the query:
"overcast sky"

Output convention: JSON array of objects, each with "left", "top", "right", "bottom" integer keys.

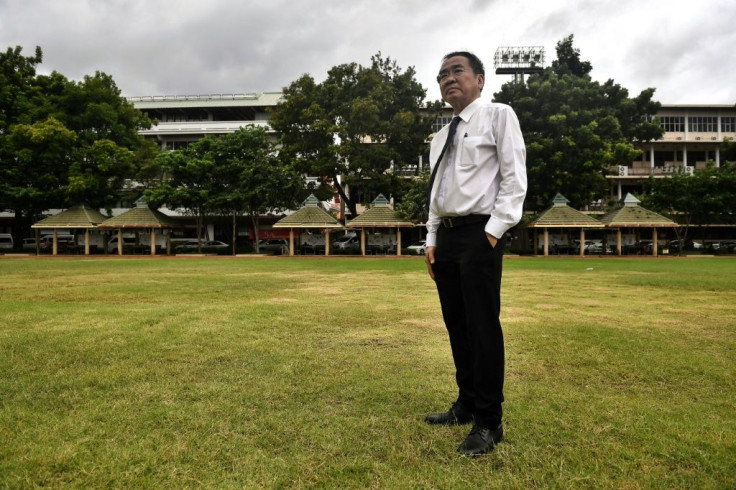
[{"left": 2, "top": 0, "right": 735, "bottom": 105}]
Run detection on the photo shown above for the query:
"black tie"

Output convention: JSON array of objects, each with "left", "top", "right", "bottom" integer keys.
[{"left": 427, "top": 116, "right": 461, "bottom": 209}]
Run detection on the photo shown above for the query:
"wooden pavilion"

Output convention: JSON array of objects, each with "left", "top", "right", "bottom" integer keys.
[
  {"left": 97, "top": 199, "right": 179, "bottom": 255},
  {"left": 30, "top": 204, "right": 108, "bottom": 255},
  {"left": 599, "top": 193, "right": 679, "bottom": 256},
  {"left": 272, "top": 194, "right": 344, "bottom": 256},
  {"left": 346, "top": 194, "right": 414, "bottom": 256},
  {"left": 525, "top": 193, "right": 605, "bottom": 256}
]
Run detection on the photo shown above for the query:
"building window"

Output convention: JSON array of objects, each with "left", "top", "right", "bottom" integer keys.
[
  {"left": 688, "top": 116, "right": 717, "bottom": 132},
  {"left": 722, "top": 117, "right": 736, "bottom": 133},
  {"left": 432, "top": 116, "right": 453, "bottom": 133},
  {"left": 658, "top": 116, "right": 684, "bottom": 132}
]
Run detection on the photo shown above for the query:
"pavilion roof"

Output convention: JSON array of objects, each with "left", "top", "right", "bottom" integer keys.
[
  {"left": 272, "top": 194, "right": 343, "bottom": 229},
  {"left": 346, "top": 194, "right": 414, "bottom": 228},
  {"left": 31, "top": 204, "right": 108, "bottom": 229},
  {"left": 599, "top": 193, "right": 678, "bottom": 228},
  {"left": 97, "top": 199, "right": 179, "bottom": 229},
  {"left": 525, "top": 193, "right": 604, "bottom": 229}
]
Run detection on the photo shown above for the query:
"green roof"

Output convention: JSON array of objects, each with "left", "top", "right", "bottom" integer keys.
[
  {"left": 31, "top": 205, "right": 108, "bottom": 229},
  {"left": 599, "top": 193, "right": 678, "bottom": 228},
  {"left": 273, "top": 195, "right": 343, "bottom": 228},
  {"left": 346, "top": 195, "right": 414, "bottom": 228},
  {"left": 526, "top": 194, "right": 604, "bottom": 228},
  {"left": 98, "top": 204, "right": 179, "bottom": 229}
]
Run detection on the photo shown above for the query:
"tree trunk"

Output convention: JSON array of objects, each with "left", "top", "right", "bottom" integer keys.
[
  {"left": 251, "top": 213, "right": 260, "bottom": 253},
  {"left": 332, "top": 175, "right": 356, "bottom": 221},
  {"left": 196, "top": 210, "right": 203, "bottom": 253},
  {"left": 231, "top": 210, "right": 237, "bottom": 255}
]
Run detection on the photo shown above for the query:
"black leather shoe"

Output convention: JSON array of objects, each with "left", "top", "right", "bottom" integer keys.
[
  {"left": 457, "top": 423, "right": 503, "bottom": 456},
  {"left": 424, "top": 403, "right": 474, "bottom": 426}
]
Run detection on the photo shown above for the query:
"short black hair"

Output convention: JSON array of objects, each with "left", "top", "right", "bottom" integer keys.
[{"left": 442, "top": 51, "right": 485, "bottom": 76}]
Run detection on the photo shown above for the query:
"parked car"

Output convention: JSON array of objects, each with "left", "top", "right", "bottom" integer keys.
[
  {"left": 175, "top": 240, "right": 229, "bottom": 254},
  {"left": 716, "top": 241, "right": 736, "bottom": 254},
  {"left": 634, "top": 240, "right": 665, "bottom": 255},
  {"left": 22, "top": 238, "right": 38, "bottom": 250},
  {"left": 668, "top": 239, "right": 703, "bottom": 252},
  {"left": 406, "top": 240, "right": 427, "bottom": 255},
  {"left": 333, "top": 234, "right": 360, "bottom": 253},
  {"left": 0, "top": 233, "right": 14, "bottom": 250},
  {"left": 108, "top": 236, "right": 138, "bottom": 252},
  {"left": 40, "top": 234, "right": 76, "bottom": 251},
  {"left": 258, "top": 238, "right": 289, "bottom": 255},
  {"left": 573, "top": 240, "right": 611, "bottom": 254}
]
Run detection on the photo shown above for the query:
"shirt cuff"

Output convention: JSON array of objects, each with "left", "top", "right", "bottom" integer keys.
[{"left": 484, "top": 218, "right": 510, "bottom": 241}]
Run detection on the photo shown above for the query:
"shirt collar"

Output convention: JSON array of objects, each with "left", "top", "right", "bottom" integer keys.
[{"left": 455, "top": 97, "right": 482, "bottom": 123}]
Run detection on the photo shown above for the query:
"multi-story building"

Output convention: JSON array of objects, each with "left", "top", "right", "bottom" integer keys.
[
  {"left": 607, "top": 104, "right": 736, "bottom": 201},
  {"left": 130, "top": 92, "right": 282, "bottom": 150},
  {"left": 130, "top": 96, "right": 735, "bottom": 209}
]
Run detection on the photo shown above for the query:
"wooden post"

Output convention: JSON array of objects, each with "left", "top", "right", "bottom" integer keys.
[
  {"left": 324, "top": 230, "right": 330, "bottom": 256},
  {"left": 117, "top": 229, "right": 123, "bottom": 255},
  {"left": 289, "top": 229, "right": 295, "bottom": 256},
  {"left": 360, "top": 229, "right": 366, "bottom": 256},
  {"left": 84, "top": 229, "right": 90, "bottom": 255},
  {"left": 652, "top": 228, "right": 658, "bottom": 257},
  {"left": 151, "top": 229, "right": 156, "bottom": 256},
  {"left": 397, "top": 229, "right": 402, "bottom": 256},
  {"left": 166, "top": 230, "right": 171, "bottom": 255},
  {"left": 617, "top": 229, "right": 622, "bottom": 256},
  {"left": 579, "top": 229, "right": 585, "bottom": 257},
  {"left": 52, "top": 230, "right": 58, "bottom": 256},
  {"left": 543, "top": 228, "right": 549, "bottom": 256}
]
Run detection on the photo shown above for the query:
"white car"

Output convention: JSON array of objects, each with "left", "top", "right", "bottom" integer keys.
[{"left": 407, "top": 240, "right": 427, "bottom": 255}]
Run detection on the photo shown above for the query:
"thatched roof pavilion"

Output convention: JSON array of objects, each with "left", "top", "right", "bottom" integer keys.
[
  {"left": 525, "top": 194, "right": 604, "bottom": 256},
  {"left": 599, "top": 193, "right": 678, "bottom": 256},
  {"left": 31, "top": 204, "right": 108, "bottom": 255},
  {"left": 346, "top": 194, "right": 413, "bottom": 256},
  {"left": 272, "top": 194, "right": 343, "bottom": 255},
  {"left": 97, "top": 199, "right": 179, "bottom": 255}
]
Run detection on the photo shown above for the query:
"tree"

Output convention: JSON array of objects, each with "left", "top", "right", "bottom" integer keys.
[
  {"left": 269, "top": 52, "right": 441, "bottom": 219},
  {"left": 493, "top": 35, "right": 663, "bottom": 211},
  {"left": 394, "top": 169, "right": 431, "bottom": 224},
  {"left": 0, "top": 46, "right": 48, "bottom": 238},
  {"left": 147, "top": 127, "right": 303, "bottom": 253},
  {"left": 205, "top": 126, "right": 303, "bottom": 254},
  {"left": 51, "top": 71, "right": 154, "bottom": 209},
  {"left": 6, "top": 117, "right": 77, "bottom": 219},
  {"left": 0, "top": 45, "right": 155, "bottom": 243},
  {"left": 642, "top": 162, "right": 736, "bottom": 250},
  {"left": 147, "top": 146, "right": 215, "bottom": 249}
]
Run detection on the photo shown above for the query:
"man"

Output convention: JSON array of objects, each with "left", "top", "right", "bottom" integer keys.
[{"left": 424, "top": 51, "right": 527, "bottom": 456}]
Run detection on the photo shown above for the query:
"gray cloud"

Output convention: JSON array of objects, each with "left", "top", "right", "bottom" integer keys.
[{"left": 1, "top": 0, "right": 733, "bottom": 104}]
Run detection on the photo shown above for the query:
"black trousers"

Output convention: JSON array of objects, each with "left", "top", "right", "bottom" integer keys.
[{"left": 433, "top": 221, "right": 505, "bottom": 427}]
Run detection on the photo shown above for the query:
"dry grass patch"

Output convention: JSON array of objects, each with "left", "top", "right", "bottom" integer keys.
[{"left": 0, "top": 256, "right": 734, "bottom": 488}]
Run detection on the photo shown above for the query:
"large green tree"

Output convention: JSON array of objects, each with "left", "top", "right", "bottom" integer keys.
[
  {"left": 493, "top": 35, "right": 663, "bottom": 211},
  {"left": 268, "top": 53, "right": 441, "bottom": 219},
  {"left": 205, "top": 126, "right": 303, "bottom": 253},
  {"left": 0, "top": 46, "right": 155, "bottom": 242},
  {"left": 148, "top": 127, "right": 303, "bottom": 253},
  {"left": 642, "top": 162, "right": 736, "bottom": 249},
  {"left": 147, "top": 147, "right": 215, "bottom": 248}
]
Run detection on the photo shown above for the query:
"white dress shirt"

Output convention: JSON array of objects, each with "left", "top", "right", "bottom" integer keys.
[{"left": 426, "top": 97, "right": 527, "bottom": 247}]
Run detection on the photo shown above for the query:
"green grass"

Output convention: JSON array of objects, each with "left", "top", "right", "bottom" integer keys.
[{"left": 1, "top": 256, "right": 734, "bottom": 489}]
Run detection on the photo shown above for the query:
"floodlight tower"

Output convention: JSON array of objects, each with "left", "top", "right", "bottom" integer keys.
[{"left": 494, "top": 46, "right": 545, "bottom": 83}]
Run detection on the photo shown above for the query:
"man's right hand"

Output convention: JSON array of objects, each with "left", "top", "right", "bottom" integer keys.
[{"left": 425, "top": 246, "right": 437, "bottom": 280}]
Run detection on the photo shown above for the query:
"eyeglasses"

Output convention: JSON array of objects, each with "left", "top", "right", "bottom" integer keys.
[{"left": 436, "top": 66, "right": 467, "bottom": 84}]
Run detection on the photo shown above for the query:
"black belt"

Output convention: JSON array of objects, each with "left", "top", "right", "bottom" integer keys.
[{"left": 440, "top": 214, "right": 490, "bottom": 228}]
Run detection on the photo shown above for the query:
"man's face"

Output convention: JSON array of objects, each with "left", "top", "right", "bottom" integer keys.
[{"left": 437, "top": 55, "right": 484, "bottom": 113}]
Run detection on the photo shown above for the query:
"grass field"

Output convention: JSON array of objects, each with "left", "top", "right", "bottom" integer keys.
[{"left": 1, "top": 256, "right": 734, "bottom": 489}]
